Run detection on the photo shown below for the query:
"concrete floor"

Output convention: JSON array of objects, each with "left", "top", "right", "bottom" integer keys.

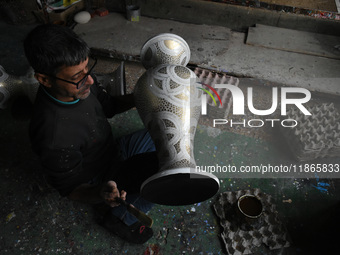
[{"left": 1, "top": 12, "right": 340, "bottom": 255}]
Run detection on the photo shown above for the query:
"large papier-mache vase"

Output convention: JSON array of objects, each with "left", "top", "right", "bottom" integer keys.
[{"left": 134, "top": 64, "right": 220, "bottom": 205}]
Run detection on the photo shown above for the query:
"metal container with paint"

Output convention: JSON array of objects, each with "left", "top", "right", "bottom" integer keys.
[
  {"left": 235, "top": 194, "right": 263, "bottom": 231},
  {"left": 237, "top": 194, "right": 263, "bottom": 218},
  {"left": 225, "top": 194, "right": 264, "bottom": 231},
  {"left": 126, "top": 5, "right": 141, "bottom": 22}
]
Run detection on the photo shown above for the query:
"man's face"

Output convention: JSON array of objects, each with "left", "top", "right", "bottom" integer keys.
[{"left": 50, "top": 58, "right": 94, "bottom": 101}]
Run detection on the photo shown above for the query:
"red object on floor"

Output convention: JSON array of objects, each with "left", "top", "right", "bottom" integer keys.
[{"left": 95, "top": 8, "right": 109, "bottom": 17}]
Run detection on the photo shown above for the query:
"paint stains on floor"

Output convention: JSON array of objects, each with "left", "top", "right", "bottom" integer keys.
[
  {"left": 143, "top": 244, "right": 161, "bottom": 255},
  {"left": 313, "top": 174, "right": 331, "bottom": 194}
]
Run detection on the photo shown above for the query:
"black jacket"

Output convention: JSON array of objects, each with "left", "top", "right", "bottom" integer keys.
[{"left": 30, "top": 80, "right": 123, "bottom": 196}]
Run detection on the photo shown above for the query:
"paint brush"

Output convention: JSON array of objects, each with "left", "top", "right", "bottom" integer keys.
[{"left": 115, "top": 197, "right": 153, "bottom": 228}]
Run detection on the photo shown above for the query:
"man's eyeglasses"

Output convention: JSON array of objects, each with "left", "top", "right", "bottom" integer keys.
[{"left": 49, "top": 58, "right": 97, "bottom": 89}]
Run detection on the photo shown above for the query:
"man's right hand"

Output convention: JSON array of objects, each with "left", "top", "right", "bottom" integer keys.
[{"left": 100, "top": 181, "right": 127, "bottom": 207}]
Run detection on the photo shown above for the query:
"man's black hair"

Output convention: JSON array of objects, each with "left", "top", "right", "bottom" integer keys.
[{"left": 24, "top": 24, "right": 90, "bottom": 76}]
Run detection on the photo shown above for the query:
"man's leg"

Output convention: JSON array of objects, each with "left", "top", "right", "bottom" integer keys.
[
  {"left": 111, "top": 129, "right": 157, "bottom": 226},
  {"left": 117, "top": 128, "right": 156, "bottom": 160}
]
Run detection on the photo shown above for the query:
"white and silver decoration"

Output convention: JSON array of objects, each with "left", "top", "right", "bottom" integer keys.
[
  {"left": 140, "top": 33, "right": 191, "bottom": 70},
  {"left": 134, "top": 64, "right": 220, "bottom": 205}
]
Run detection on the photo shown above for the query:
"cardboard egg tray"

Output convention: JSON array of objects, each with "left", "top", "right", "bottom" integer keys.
[
  {"left": 213, "top": 189, "right": 290, "bottom": 255},
  {"left": 280, "top": 103, "right": 340, "bottom": 161},
  {"left": 193, "top": 67, "right": 239, "bottom": 119}
]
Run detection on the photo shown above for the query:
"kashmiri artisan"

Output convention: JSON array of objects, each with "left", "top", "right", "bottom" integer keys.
[{"left": 24, "top": 24, "right": 158, "bottom": 244}]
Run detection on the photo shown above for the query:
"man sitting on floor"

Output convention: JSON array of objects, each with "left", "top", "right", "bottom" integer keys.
[{"left": 24, "top": 24, "right": 158, "bottom": 244}]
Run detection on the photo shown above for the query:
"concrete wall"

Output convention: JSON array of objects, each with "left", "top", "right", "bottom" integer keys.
[{"left": 106, "top": 0, "right": 340, "bottom": 36}]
